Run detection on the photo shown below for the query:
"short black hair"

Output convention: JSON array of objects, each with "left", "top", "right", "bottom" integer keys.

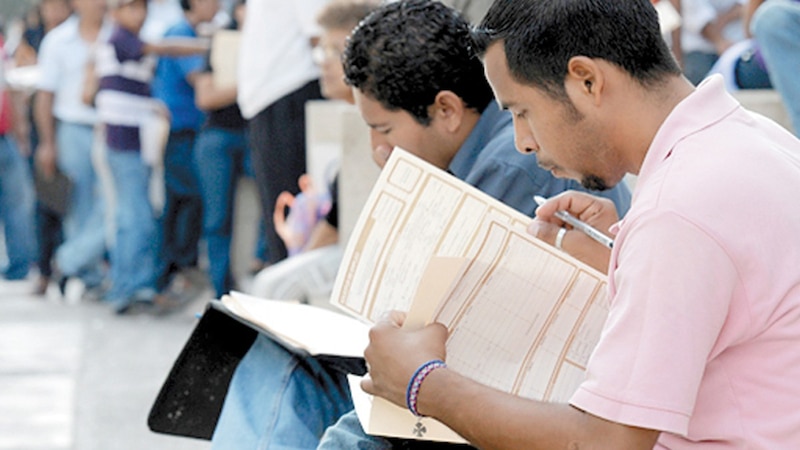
[
  {"left": 343, "top": 0, "right": 494, "bottom": 126},
  {"left": 473, "top": 0, "right": 681, "bottom": 101}
]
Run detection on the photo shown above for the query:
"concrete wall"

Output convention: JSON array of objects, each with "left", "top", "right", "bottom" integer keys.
[{"left": 733, "top": 89, "right": 795, "bottom": 135}]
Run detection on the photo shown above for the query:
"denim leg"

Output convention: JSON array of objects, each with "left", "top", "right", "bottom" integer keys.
[
  {"left": 194, "top": 127, "right": 247, "bottom": 297},
  {"left": 683, "top": 51, "right": 719, "bottom": 86},
  {"left": 157, "top": 131, "right": 202, "bottom": 289},
  {"left": 35, "top": 203, "right": 63, "bottom": 278},
  {"left": 211, "top": 334, "right": 354, "bottom": 450},
  {"left": 317, "top": 410, "right": 393, "bottom": 450},
  {"left": 243, "top": 145, "right": 269, "bottom": 264},
  {"left": 752, "top": 0, "right": 800, "bottom": 136},
  {"left": 54, "top": 123, "right": 106, "bottom": 283},
  {"left": 105, "top": 149, "right": 157, "bottom": 302},
  {"left": 0, "top": 136, "right": 35, "bottom": 279}
]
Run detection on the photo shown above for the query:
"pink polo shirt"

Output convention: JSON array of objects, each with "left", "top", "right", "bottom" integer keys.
[{"left": 570, "top": 76, "right": 800, "bottom": 448}]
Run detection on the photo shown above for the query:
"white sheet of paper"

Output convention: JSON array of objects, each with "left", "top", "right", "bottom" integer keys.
[{"left": 223, "top": 292, "right": 369, "bottom": 358}]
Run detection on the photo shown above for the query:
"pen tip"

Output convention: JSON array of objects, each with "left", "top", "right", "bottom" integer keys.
[{"left": 533, "top": 195, "right": 546, "bottom": 206}]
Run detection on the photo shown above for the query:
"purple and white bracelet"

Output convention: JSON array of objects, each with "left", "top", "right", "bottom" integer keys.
[{"left": 405, "top": 359, "right": 447, "bottom": 417}]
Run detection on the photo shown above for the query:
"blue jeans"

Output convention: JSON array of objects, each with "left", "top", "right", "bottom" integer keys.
[
  {"left": 156, "top": 130, "right": 203, "bottom": 290},
  {"left": 683, "top": 51, "right": 719, "bottom": 86},
  {"left": 211, "top": 335, "right": 354, "bottom": 450},
  {"left": 194, "top": 126, "right": 249, "bottom": 297},
  {"left": 105, "top": 148, "right": 157, "bottom": 304},
  {"left": 0, "top": 135, "right": 35, "bottom": 279},
  {"left": 752, "top": 0, "right": 800, "bottom": 136},
  {"left": 54, "top": 122, "right": 106, "bottom": 286},
  {"left": 317, "top": 410, "right": 392, "bottom": 450}
]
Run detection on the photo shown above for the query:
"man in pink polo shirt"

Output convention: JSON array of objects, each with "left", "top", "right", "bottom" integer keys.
[{"left": 351, "top": 0, "right": 800, "bottom": 448}]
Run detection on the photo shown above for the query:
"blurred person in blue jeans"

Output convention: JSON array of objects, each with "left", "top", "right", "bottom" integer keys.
[
  {"left": 152, "top": 0, "right": 220, "bottom": 295},
  {"left": 34, "top": 0, "right": 112, "bottom": 296},
  {"left": 95, "top": 0, "right": 210, "bottom": 313},
  {"left": 13, "top": 0, "right": 72, "bottom": 295},
  {"left": 192, "top": 0, "right": 255, "bottom": 298},
  {"left": 749, "top": 0, "right": 800, "bottom": 136},
  {"left": 0, "top": 136, "right": 36, "bottom": 281},
  {"left": 0, "top": 60, "right": 36, "bottom": 280}
]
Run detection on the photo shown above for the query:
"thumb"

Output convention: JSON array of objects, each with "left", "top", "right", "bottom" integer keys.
[{"left": 360, "top": 374, "right": 375, "bottom": 395}]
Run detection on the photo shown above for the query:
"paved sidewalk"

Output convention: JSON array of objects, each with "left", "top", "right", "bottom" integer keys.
[{"left": 0, "top": 277, "right": 213, "bottom": 450}]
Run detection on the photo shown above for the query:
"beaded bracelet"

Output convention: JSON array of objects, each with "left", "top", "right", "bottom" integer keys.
[{"left": 406, "top": 359, "right": 447, "bottom": 417}]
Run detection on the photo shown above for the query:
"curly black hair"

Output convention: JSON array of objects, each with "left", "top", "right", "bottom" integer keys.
[
  {"left": 472, "top": 0, "right": 681, "bottom": 102},
  {"left": 343, "top": 0, "right": 494, "bottom": 126}
]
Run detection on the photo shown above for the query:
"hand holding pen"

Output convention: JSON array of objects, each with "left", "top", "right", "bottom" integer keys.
[
  {"left": 533, "top": 196, "right": 614, "bottom": 249},
  {"left": 529, "top": 192, "right": 618, "bottom": 273}
]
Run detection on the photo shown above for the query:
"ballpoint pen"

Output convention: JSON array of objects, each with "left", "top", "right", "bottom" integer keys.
[{"left": 533, "top": 195, "right": 614, "bottom": 249}]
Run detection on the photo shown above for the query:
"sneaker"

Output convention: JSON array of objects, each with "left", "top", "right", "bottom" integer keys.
[
  {"left": 31, "top": 277, "right": 50, "bottom": 296},
  {"left": 149, "top": 292, "right": 191, "bottom": 316}
]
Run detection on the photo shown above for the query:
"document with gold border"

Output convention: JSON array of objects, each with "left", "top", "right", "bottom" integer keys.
[{"left": 333, "top": 149, "right": 609, "bottom": 443}]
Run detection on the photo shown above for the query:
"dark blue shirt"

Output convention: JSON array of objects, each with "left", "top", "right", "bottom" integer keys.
[
  {"left": 151, "top": 18, "right": 206, "bottom": 131},
  {"left": 449, "top": 100, "right": 631, "bottom": 217}
]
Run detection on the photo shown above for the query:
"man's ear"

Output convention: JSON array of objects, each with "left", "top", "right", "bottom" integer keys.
[
  {"left": 566, "top": 56, "right": 604, "bottom": 106},
  {"left": 431, "top": 90, "right": 466, "bottom": 133}
]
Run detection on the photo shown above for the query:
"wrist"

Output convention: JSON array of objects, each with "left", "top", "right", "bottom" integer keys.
[{"left": 406, "top": 359, "right": 447, "bottom": 417}]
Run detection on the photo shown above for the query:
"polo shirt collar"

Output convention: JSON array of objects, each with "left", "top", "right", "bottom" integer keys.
[
  {"left": 636, "top": 75, "right": 740, "bottom": 188},
  {"left": 610, "top": 75, "right": 739, "bottom": 235}
]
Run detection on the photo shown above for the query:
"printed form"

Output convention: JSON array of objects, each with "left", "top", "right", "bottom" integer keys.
[{"left": 332, "top": 149, "right": 610, "bottom": 442}]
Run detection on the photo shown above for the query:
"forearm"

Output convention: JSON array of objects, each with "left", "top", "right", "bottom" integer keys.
[
  {"left": 195, "top": 79, "right": 237, "bottom": 110},
  {"left": 420, "top": 370, "right": 577, "bottom": 449},
  {"left": 418, "top": 369, "right": 658, "bottom": 449},
  {"left": 743, "top": 0, "right": 766, "bottom": 37},
  {"left": 700, "top": 22, "right": 730, "bottom": 54},
  {"left": 144, "top": 39, "right": 209, "bottom": 57},
  {"left": 33, "top": 91, "right": 55, "bottom": 147}
]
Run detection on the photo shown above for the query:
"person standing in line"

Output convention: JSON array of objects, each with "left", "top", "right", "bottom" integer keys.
[
  {"left": 34, "top": 0, "right": 112, "bottom": 299},
  {"left": 10, "top": 0, "right": 72, "bottom": 295},
  {"left": 248, "top": 0, "right": 381, "bottom": 303},
  {"left": 151, "top": 0, "right": 219, "bottom": 298},
  {"left": 192, "top": 0, "right": 252, "bottom": 299},
  {"left": 0, "top": 36, "right": 36, "bottom": 282},
  {"left": 237, "top": 0, "right": 330, "bottom": 267},
  {"left": 95, "top": 0, "right": 210, "bottom": 314}
]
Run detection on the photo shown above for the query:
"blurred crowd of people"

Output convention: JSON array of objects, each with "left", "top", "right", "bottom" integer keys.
[{"left": 0, "top": 0, "right": 797, "bottom": 319}]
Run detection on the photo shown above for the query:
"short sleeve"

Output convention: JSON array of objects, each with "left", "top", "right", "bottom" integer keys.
[
  {"left": 164, "top": 25, "right": 205, "bottom": 80},
  {"left": 113, "top": 29, "right": 145, "bottom": 62}
]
